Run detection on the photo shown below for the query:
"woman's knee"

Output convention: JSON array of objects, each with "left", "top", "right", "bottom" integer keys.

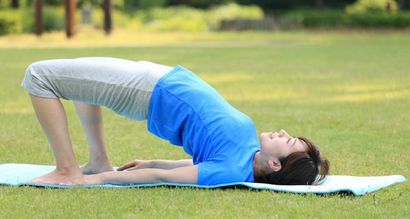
[
  {"left": 25, "top": 60, "right": 53, "bottom": 77},
  {"left": 21, "top": 61, "right": 60, "bottom": 99}
]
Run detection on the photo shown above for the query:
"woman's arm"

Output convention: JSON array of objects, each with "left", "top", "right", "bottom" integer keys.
[
  {"left": 117, "top": 159, "right": 193, "bottom": 171},
  {"left": 85, "top": 165, "right": 198, "bottom": 185},
  {"left": 151, "top": 159, "right": 193, "bottom": 169}
]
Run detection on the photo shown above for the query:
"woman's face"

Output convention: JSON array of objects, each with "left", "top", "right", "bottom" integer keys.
[{"left": 260, "top": 129, "right": 307, "bottom": 160}]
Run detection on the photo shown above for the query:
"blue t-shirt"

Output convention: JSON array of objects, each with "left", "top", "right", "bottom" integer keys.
[{"left": 147, "top": 66, "right": 260, "bottom": 185}]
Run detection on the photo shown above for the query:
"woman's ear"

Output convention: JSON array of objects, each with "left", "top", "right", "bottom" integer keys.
[{"left": 268, "top": 159, "right": 282, "bottom": 172}]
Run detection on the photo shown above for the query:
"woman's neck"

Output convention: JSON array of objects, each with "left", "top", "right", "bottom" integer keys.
[{"left": 253, "top": 152, "right": 265, "bottom": 181}]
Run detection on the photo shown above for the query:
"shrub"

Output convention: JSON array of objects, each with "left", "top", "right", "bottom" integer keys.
[
  {"left": 0, "top": 0, "right": 9, "bottom": 8},
  {"left": 0, "top": 18, "right": 18, "bottom": 35},
  {"left": 21, "top": 7, "right": 64, "bottom": 33},
  {"left": 283, "top": 9, "right": 410, "bottom": 29},
  {"left": 346, "top": 0, "right": 399, "bottom": 15},
  {"left": 124, "top": 0, "right": 167, "bottom": 15},
  {"left": 92, "top": 8, "right": 143, "bottom": 30},
  {"left": 135, "top": 3, "right": 264, "bottom": 32},
  {"left": 141, "top": 6, "right": 208, "bottom": 32},
  {"left": 43, "top": 7, "right": 64, "bottom": 31},
  {"left": 0, "top": 9, "right": 22, "bottom": 35},
  {"left": 284, "top": 10, "right": 346, "bottom": 28},
  {"left": 205, "top": 3, "right": 264, "bottom": 30},
  {"left": 346, "top": 12, "right": 410, "bottom": 27},
  {"left": 173, "top": 0, "right": 233, "bottom": 9}
]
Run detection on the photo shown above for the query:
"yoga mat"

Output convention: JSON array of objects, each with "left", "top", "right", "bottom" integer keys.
[{"left": 0, "top": 163, "right": 406, "bottom": 196}]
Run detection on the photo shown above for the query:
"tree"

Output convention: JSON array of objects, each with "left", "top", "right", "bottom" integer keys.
[
  {"left": 11, "top": 0, "right": 19, "bottom": 8},
  {"left": 35, "top": 0, "right": 43, "bottom": 35},
  {"left": 65, "top": 0, "right": 76, "bottom": 38},
  {"left": 315, "top": 0, "right": 323, "bottom": 8},
  {"left": 103, "top": 0, "right": 112, "bottom": 34}
]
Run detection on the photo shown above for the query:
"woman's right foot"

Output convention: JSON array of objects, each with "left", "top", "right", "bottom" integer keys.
[{"left": 80, "top": 162, "right": 114, "bottom": 175}]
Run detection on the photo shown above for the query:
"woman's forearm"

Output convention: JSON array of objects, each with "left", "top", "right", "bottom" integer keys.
[
  {"left": 100, "top": 168, "right": 164, "bottom": 184},
  {"left": 150, "top": 159, "right": 193, "bottom": 169},
  {"left": 85, "top": 165, "right": 198, "bottom": 185}
]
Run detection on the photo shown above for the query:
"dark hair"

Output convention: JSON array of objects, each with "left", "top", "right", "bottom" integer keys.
[{"left": 255, "top": 136, "right": 330, "bottom": 185}]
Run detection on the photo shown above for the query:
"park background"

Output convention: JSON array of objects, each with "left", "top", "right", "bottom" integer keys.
[{"left": 0, "top": 0, "right": 409, "bottom": 218}]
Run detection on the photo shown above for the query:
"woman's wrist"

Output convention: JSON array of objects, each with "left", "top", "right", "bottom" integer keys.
[
  {"left": 99, "top": 172, "right": 108, "bottom": 184},
  {"left": 147, "top": 160, "right": 155, "bottom": 168}
]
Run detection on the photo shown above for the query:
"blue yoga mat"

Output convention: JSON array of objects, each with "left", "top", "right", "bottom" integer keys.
[{"left": 0, "top": 163, "right": 406, "bottom": 196}]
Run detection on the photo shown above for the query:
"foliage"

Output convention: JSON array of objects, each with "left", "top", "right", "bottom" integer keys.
[
  {"left": 235, "top": 0, "right": 409, "bottom": 11},
  {"left": 139, "top": 6, "right": 208, "bottom": 31},
  {"left": 1, "top": 2, "right": 410, "bottom": 34},
  {"left": 3, "top": 0, "right": 410, "bottom": 11},
  {"left": 124, "top": 0, "right": 167, "bottom": 14},
  {"left": 42, "top": 7, "right": 64, "bottom": 31},
  {"left": 92, "top": 7, "right": 143, "bottom": 30},
  {"left": 347, "top": 11, "right": 410, "bottom": 27},
  {"left": 136, "top": 3, "right": 264, "bottom": 31},
  {"left": 284, "top": 10, "right": 346, "bottom": 28},
  {"left": 167, "top": 0, "right": 233, "bottom": 9},
  {"left": 44, "top": 0, "right": 62, "bottom": 6},
  {"left": 0, "top": 7, "right": 64, "bottom": 34},
  {"left": 205, "top": 2, "right": 263, "bottom": 29},
  {"left": 0, "top": 19, "right": 14, "bottom": 35},
  {"left": 96, "top": 3, "right": 262, "bottom": 32},
  {"left": 346, "top": 0, "right": 399, "bottom": 14},
  {"left": 0, "top": 10, "right": 20, "bottom": 35},
  {"left": 138, "top": 0, "right": 168, "bottom": 9},
  {"left": 0, "top": 0, "right": 8, "bottom": 8},
  {"left": 284, "top": 9, "right": 410, "bottom": 28},
  {"left": 0, "top": 9, "right": 24, "bottom": 35},
  {"left": 236, "top": 0, "right": 357, "bottom": 11},
  {"left": 22, "top": 7, "right": 64, "bottom": 32},
  {"left": 77, "top": 0, "right": 102, "bottom": 7}
]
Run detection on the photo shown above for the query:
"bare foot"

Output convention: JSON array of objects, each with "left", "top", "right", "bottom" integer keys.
[
  {"left": 29, "top": 169, "right": 85, "bottom": 186},
  {"left": 80, "top": 162, "right": 114, "bottom": 175}
]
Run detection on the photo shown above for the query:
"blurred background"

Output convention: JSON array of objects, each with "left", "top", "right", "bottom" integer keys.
[
  {"left": 1, "top": 4, "right": 409, "bottom": 216},
  {"left": 0, "top": 0, "right": 409, "bottom": 40}
]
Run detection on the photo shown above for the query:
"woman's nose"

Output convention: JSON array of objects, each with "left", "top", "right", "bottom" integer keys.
[{"left": 279, "top": 129, "right": 289, "bottom": 137}]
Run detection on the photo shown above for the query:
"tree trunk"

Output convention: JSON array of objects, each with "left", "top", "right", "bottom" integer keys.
[
  {"left": 103, "top": 0, "right": 112, "bottom": 35},
  {"left": 35, "top": 0, "right": 43, "bottom": 36},
  {"left": 315, "top": 0, "right": 323, "bottom": 8},
  {"left": 11, "top": 0, "right": 19, "bottom": 9},
  {"left": 65, "top": 0, "right": 76, "bottom": 38},
  {"left": 397, "top": 0, "right": 405, "bottom": 10}
]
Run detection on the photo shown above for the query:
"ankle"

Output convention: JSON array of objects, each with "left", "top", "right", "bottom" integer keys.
[
  {"left": 89, "top": 156, "right": 111, "bottom": 166},
  {"left": 55, "top": 165, "right": 81, "bottom": 175}
]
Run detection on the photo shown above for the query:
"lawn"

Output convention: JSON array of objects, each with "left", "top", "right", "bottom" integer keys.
[{"left": 0, "top": 31, "right": 409, "bottom": 218}]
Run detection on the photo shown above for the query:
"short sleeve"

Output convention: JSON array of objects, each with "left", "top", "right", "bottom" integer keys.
[{"left": 198, "top": 161, "right": 245, "bottom": 186}]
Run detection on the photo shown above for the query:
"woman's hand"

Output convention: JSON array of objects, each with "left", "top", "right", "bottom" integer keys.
[{"left": 117, "top": 160, "right": 152, "bottom": 171}]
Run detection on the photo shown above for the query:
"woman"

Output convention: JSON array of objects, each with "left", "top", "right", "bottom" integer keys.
[{"left": 21, "top": 57, "right": 329, "bottom": 186}]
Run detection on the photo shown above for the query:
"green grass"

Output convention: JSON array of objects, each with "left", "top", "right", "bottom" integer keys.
[{"left": 0, "top": 31, "right": 409, "bottom": 218}]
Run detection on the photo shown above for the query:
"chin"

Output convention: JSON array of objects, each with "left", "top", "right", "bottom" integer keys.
[{"left": 259, "top": 137, "right": 269, "bottom": 149}]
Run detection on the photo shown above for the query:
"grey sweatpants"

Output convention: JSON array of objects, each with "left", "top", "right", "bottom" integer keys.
[{"left": 21, "top": 57, "right": 174, "bottom": 120}]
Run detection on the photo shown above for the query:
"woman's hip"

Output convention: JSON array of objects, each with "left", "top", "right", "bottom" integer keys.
[{"left": 21, "top": 57, "right": 173, "bottom": 119}]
